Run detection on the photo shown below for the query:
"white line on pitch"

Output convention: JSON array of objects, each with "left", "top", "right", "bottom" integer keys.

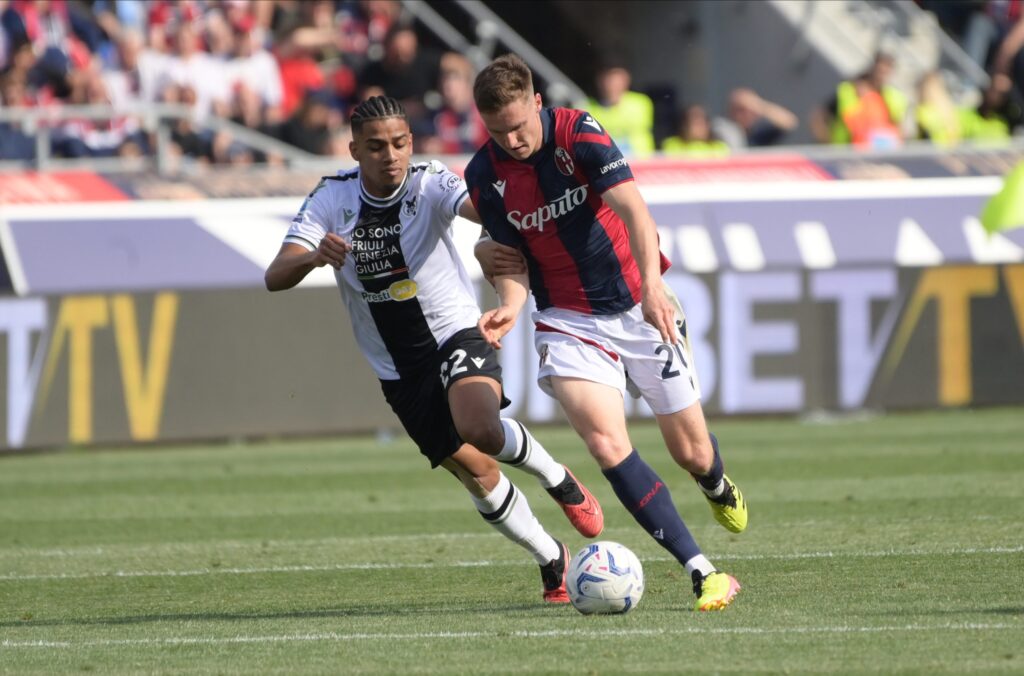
[
  {"left": 1, "top": 622, "right": 1019, "bottom": 650},
  {"left": 1, "top": 545, "right": 1020, "bottom": 582},
  {"left": 1, "top": 515, "right": 1009, "bottom": 559}
]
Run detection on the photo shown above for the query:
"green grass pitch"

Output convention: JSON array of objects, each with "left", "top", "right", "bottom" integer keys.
[{"left": 1, "top": 408, "right": 1022, "bottom": 674}]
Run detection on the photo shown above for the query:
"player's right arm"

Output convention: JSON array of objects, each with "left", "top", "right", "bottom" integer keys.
[
  {"left": 266, "top": 177, "right": 349, "bottom": 291},
  {"left": 264, "top": 234, "right": 351, "bottom": 291}
]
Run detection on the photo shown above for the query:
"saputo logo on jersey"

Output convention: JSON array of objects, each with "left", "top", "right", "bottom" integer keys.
[{"left": 507, "top": 185, "right": 588, "bottom": 232}]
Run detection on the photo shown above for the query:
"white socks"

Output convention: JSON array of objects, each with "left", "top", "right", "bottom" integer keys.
[
  {"left": 471, "top": 473, "right": 560, "bottom": 564},
  {"left": 699, "top": 480, "right": 726, "bottom": 499},
  {"left": 684, "top": 554, "right": 716, "bottom": 579},
  {"left": 494, "top": 419, "right": 567, "bottom": 489}
]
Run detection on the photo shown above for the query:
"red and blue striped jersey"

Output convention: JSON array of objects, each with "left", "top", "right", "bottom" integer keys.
[{"left": 466, "top": 107, "right": 669, "bottom": 315}]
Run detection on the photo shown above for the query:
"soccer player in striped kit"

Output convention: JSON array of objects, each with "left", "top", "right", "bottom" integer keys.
[
  {"left": 265, "top": 96, "right": 603, "bottom": 603},
  {"left": 466, "top": 55, "right": 746, "bottom": 611}
]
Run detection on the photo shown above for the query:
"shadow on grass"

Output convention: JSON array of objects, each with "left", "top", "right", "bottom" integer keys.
[{"left": 2, "top": 602, "right": 556, "bottom": 629}]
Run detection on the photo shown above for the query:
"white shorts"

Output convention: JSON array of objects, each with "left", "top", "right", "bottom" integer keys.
[{"left": 531, "top": 296, "right": 702, "bottom": 416}]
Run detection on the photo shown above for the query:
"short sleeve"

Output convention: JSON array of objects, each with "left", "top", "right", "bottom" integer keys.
[
  {"left": 284, "top": 178, "right": 333, "bottom": 251},
  {"left": 571, "top": 111, "right": 635, "bottom": 193},
  {"left": 424, "top": 160, "right": 470, "bottom": 219}
]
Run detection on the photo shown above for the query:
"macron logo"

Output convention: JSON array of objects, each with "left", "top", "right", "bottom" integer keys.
[
  {"left": 582, "top": 115, "right": 602, "bottom": 132},
  {"left": 493, "top": 180, "right": 506, "bottom": 197},
  {"left": 471, "top": 357, "right": 486, "bottom": 368}
]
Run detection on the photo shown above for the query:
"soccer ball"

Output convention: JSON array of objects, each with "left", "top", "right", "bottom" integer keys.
[{"left": 566, "top": 541, "right": 644, "bottom": 614}]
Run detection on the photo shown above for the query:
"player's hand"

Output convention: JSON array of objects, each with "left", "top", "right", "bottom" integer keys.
[
  {"left": 315, "top": 233, "right": 351, "bottom": 269},
  {"left": 478, "top": 306, "right": 518, "bottom": 349},
  {"left": 641, "top": 286, "right": 677, "bottom": 345},
  {"left": 475, "top": 240, "right": 526, "bottom": 280}
]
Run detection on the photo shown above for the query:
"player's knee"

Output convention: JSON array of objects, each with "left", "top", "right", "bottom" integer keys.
[
  {"left": 458, "top": 419, "right": 505, "bottom": 456},
  {"left": 582, "top": 432, "right": 632, "bottom": 469}
]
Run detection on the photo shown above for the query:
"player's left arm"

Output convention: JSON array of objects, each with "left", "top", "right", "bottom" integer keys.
[
  {"left": 478, "top": 272, "right": 529, "bottom": 349},
  {"left": 602, "top": 182, "right": 677, "bottom": 344}
]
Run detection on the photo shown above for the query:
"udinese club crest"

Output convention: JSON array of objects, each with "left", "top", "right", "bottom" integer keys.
[{"left": 554, "top": 147, "right": 574, "bottom": 176}]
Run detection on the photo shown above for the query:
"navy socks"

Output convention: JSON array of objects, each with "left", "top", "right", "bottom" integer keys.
[{"left": 602, "top": 449, "right": 702, "bottom": 565}]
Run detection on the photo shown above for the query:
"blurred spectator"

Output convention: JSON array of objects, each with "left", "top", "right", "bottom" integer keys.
[
  {"left": 811, "top": 52, "right": 909, "bottom": 148},
  {"left": 203, "top": 9, "right": 235, "bottom": 63},
  {"left": 328, "top": 121, "right": 353, "bottom": 157},
  {"left": 921, "top": 1, "right": 986, "bottom": 66},
  {"left": 661, "top": 104, "right": 729, "bottom": 157},
  {"left": 54, "top": 69, "right": 145, "bottom": 157},
  {"left": 277, "top": 88, "right": 333, "bottom": 154},
  {"left": 162, "top": 82, "right": 209, "bottom": 160},
  {"left": 162, "top": 20, "right": 231, "bottom": 123},
  {"left": 2, "top": 0, "right": 92, "bottom": 98},
  {"left": 275, "top": 0, "right": 342, "bottom": 62},
  {"left": 335, "top": 0, "right": 402, "bottom": 71},
  {"left": 91, "top": 0, "right": 148, "bottom": 37},
  {"left": 584, "top": 64, "right": 655, "bottom": 157},
  {"left": 358, "top": 23, "right": 439, "bottom": 124},
  {"left": 0, "top": 70, "right": 35, "bottom": 159},
  {"left": 961, "top": 72, "right": 1021, "bottom": 141},
  {"left": 988, "top": 11, "right": 1024, "bottom": 106},
  {"left": 713, "top": 87, "right": 798, "bottom": 149},
  {"left": 273, "top": 23, "right": 325, "bottom": 119},
  {"left": 922, "top": 0, "right": 1019, "bottom": 71},
  {"left": 145, "top": 0, "right": 202, "bottom": 31},
  {"left": 417, "top": 52, "right": 487, "bottom": 155},
  {"left": 101, "top": 27, "right": 165, "bottom": 110},
  {"left": 915, "top": 71, "right": 964, "bottom": 145},
  {"left": 227, "top": 14, "right": 283, "bottom": 123}
]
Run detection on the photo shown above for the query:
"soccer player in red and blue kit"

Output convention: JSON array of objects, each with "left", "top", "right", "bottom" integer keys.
[{"left": 466, "top": 54, "right": 746, "bottom": 611}]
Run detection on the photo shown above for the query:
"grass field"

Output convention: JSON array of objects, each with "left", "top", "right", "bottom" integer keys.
[{"left": 1, "top": 408, "right": 1022, "bottom": 674}]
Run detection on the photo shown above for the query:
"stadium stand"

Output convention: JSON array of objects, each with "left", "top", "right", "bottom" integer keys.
[{"left": 0, "top": 0, "right": 1022, "bottom": 172}]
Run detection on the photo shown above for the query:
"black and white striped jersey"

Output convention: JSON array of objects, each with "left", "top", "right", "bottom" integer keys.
[{"left": 284, "top": 160, "right": 478, "bottom": 380}]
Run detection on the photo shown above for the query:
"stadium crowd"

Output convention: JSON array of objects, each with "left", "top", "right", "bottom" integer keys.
[{"left": 1, "top": 0, "right": 1023, "bottom": 164}]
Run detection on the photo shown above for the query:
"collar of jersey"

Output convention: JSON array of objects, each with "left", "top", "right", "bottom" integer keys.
[
  {"left": 491, "top": 107, "right": 554, "bottom": 164},
  {"left": 359, "top": 171, "right": 409, "bottom": 208}
]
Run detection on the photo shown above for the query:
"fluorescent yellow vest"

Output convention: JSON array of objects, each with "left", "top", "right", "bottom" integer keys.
[
  {"left": 831, "top": 81, "right": 907, "bottom": 144},
  {"left": 959, "top": 108, "right": 1010, "bottom": 142},
  {"left": 586, "top": 91, "right": 656, "bottom": 156},
  {"left": 660, "top": 137, "right": 730, "bottom": 157},
  {"left": 916, "top": 103, "right": 962, "bottom": 145}
]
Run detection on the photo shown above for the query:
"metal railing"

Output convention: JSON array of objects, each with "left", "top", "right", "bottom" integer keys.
[
  {"left": 0, "top": 103, "right": 324, "bottom": 175},
  {"left": 401, "top": 0, "right": 587, "bottom": 106}
]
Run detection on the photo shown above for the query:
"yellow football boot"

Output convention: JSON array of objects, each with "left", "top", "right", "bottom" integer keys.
[
  {"left": 705, "top": 475, "right": 747, "bottom": 533},
  {"left": 693, "top": 572, "right": 742, "bottom": 611}
]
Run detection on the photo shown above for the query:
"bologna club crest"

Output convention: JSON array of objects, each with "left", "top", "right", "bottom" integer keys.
[{"left": 554, "top": 147, "right": 574, "bottom": 176}]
